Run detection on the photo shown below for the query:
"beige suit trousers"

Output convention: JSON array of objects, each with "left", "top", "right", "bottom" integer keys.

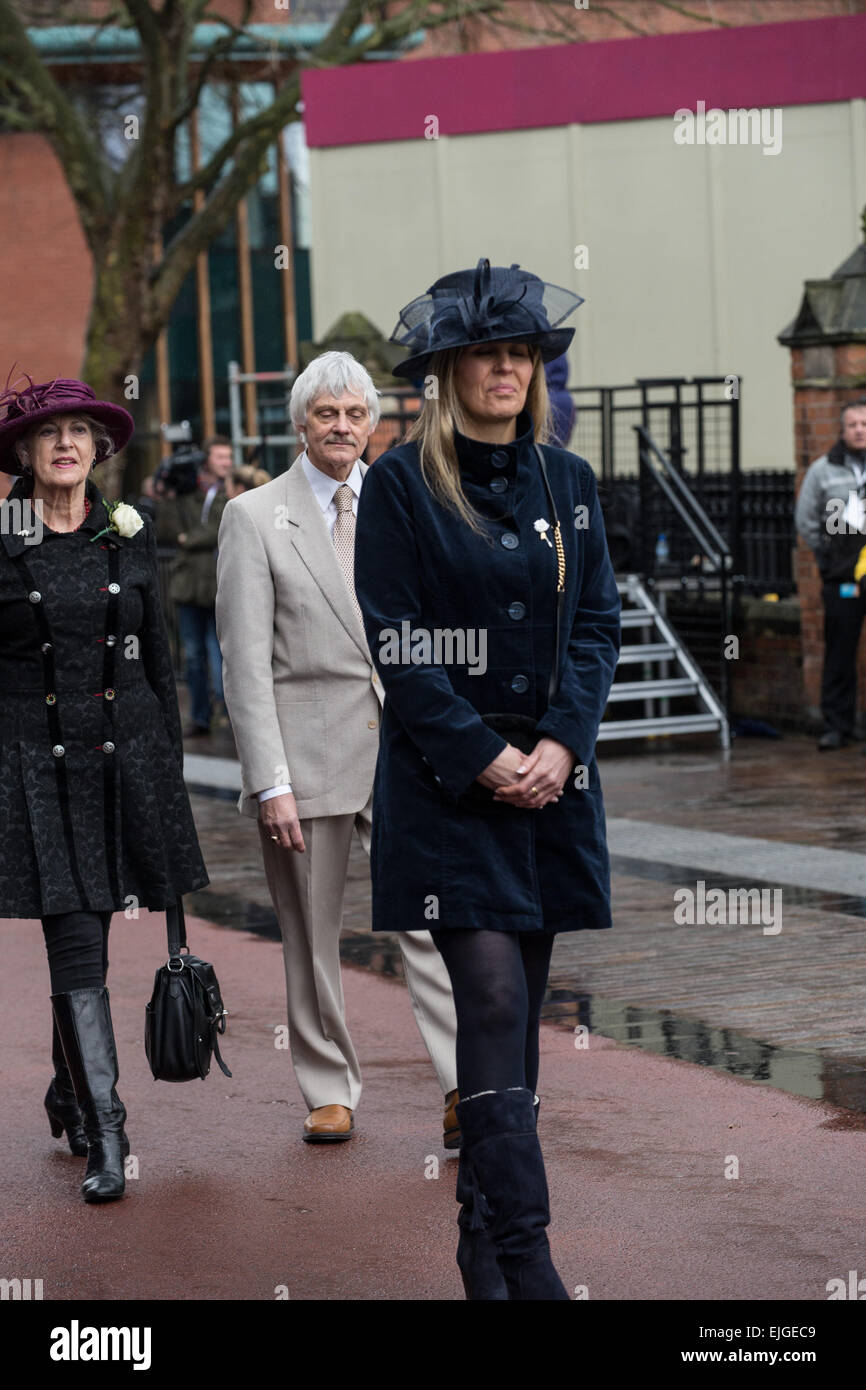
[{"left": 258, "top": 791, "right": 458, "bottom": 1111}]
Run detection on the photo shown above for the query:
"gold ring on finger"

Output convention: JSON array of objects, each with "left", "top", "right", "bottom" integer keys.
[{"left": 530, "top": 786, "right": 539, "bottom": 797}]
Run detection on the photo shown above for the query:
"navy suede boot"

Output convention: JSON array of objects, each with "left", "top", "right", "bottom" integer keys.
[
  {"left": 455, "top": 1147, "right": 510, "bottom": 1300},
  {"left": 456, "top": 1087, "right": 569, "bottom": 1301}
]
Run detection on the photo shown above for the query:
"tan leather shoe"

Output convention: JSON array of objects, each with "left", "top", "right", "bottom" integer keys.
[
  {"left": 443, "top": 1089, "right": 461, "bottom": 1150},
  {"left": 303, "top": 1104, "right": 354, "bottom": 1143}
]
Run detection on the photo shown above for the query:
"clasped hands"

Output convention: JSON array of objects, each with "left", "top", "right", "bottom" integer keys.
[
  {"left": 260, "top": 736, "right": 575, "bottom": 850},
  {"left": 477, "top": 736, "right": 575, "bottom": 809}
]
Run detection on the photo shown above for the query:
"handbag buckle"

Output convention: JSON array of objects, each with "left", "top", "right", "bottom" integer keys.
[{"left": 166, "top": 955, "right": 185, "bottom": 974}]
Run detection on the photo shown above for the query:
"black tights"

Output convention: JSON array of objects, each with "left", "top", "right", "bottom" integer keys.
[
  {"left": 41, "top": 910, "right": 113, "bottom": 995},
  {"left": 430, "top": 929, "right": 554, "bottom": 1098}
]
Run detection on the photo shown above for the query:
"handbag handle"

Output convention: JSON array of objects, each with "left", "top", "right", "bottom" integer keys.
[
  {"left": 166, "top": 895, "right": 188, "bottom": 960},
  {"left": 533, "top": 443, "right": 565, "bottom": 705}
]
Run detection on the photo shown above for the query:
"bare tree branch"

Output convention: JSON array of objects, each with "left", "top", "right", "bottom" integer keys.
[
  {"left": 168, "top": 0, "right": 256, "bottom": 133},
  {"left": 154, "top": 72, "right": 302, "bottom": 324},
  {"left": 655, "top": 0, "right": 732, "bottom": 26}
]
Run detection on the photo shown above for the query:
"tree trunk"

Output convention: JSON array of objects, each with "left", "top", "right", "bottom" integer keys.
[{"left": 81, "top": 242, "right": 156, "bottom": 498}]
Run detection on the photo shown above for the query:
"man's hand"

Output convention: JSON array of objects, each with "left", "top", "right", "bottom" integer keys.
[
  {"left": 491, "top": 737, "right": 575, "bottom": 809},
  {"left": 259, "top": 792, "right": 306, "bottom": 852}
]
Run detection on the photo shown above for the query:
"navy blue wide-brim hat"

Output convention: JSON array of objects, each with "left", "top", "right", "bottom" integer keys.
[{"left": 389, "top": 258, "right": 583, "bottom": 380}]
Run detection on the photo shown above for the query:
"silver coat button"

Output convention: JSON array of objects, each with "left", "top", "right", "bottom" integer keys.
[
  {"left": 52, "top": 744, "right": 65, "bottom": 757},
  {"left": 28, "top": 590, "right": 41, "bottom": 603},
  {"left": 102, "top": 741, "right": 115, "bottom": 754},
  {"left": 108, "top": 582, "right": 120, "bottom": 595},
  {"left": 41, "top": 642, "right": 52, "bottom": 653},
  {"left": 105, "top": 634, "right": 117, "bottom": 646}
]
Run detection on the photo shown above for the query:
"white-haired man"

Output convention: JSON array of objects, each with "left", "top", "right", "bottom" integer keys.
[{"left": 216, "top": 351, "right": 459, "bottom": 1144}]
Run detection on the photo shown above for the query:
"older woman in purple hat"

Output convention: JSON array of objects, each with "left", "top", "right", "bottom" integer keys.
[{"left": 0, "top": 373, "right": 209, "bottom": 1204}]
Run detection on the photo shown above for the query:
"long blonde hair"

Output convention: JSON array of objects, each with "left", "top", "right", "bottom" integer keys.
[{"left": 405, "top": 346, "right": 553, "bottom": 535}]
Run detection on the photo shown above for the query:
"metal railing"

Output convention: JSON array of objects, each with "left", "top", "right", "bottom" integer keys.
[{"left": 635, "top": 425, "right": 735, "bottom": 714}]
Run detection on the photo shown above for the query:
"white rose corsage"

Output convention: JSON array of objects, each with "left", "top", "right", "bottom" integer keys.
[
  {"left": 534, "top": 518, "right": 553, "bottom": 548},
  {"left": 90, "top": 499, "right": 144, "bottom": 543}
]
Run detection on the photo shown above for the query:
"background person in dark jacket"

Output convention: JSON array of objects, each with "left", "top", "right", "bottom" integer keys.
[
  {"left": 795, "top": 398, "right": 866, "bottom": 749},
  {"left": 0, "top": 375, "right": 209, "bottom": 1204},
  {"left": 156, "top": 436, "right": 231, "bottom": 736},
  {"left": 543, "top": 352, "right": 576, "bottom": 448},
  {"left": 356, "top": 260, "right": 620, "bottom": 1300}
]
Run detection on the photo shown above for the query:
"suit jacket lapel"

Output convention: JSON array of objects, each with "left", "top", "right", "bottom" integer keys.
[{"left": 283, "top": 456, "right": 371, "bottom": 659}]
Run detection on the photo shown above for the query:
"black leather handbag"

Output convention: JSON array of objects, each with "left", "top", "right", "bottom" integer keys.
[
  {"left": 457, "top": 444, "right": 566, "bottom": 813},
  {"left": 144, "top": 897, "right": 232, "bottom": 1082}
]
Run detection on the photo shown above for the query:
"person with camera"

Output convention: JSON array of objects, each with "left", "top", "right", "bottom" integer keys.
[
  {"left": 0, "top": 374, "right": 209, "bottom": 1204},
  {"left": 154, "top": 436, "right": 232, "bottom": 737}
]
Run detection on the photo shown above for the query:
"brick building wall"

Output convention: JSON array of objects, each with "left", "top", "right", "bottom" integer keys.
[{"left": 0, "top": 133, "right": 93, "bottom": 500}]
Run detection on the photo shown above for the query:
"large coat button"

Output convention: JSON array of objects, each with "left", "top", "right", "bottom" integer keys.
[
  {"left": 511, "top": 674, "right": 529, "bottom": 693},
  {"left": 491, "top": 450, "right": 510, "bottom": 469},
  {"left": 28, "top": 590, "right": 41, "bottom": 603},
  {"left": 489, "top": 477, "right": 508, "bottom": 494},
  {"left": 501, "top": 532, "right": 519, "bottom": 550},
  {"left": 102, "top": 741, "right": 115, "bottom": 753},
  {"left": 52, "top": 744, "right": 65, "bottom": 757},
  {"left": 108, "top": 582, "right": 120, "bottom": 595},
  {"left": 105, "top": 634, "right": 117, "bottom": 646},
  {"left": 41, "top": 642, "right": 52, "bottom": 653},
  {"left": 507, "top": 602, "right": 526, "bottom": 620}
]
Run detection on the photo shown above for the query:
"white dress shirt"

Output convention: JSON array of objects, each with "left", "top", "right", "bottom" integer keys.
[{"left": 257, "top": 451, "right": 364, "bottom": 804}]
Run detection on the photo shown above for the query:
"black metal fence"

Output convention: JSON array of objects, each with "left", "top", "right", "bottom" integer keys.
[
  {"left": 157, "top": 376, "right": 796, "bottom": 676},
  {"left": 374, "top": 377, "right": 797, "bottom": 596}
]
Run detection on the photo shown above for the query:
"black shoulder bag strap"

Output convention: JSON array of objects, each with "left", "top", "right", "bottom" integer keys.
[
  {"left": 533, "top": 442, "right": 566, "bottom": 704},
  {"left": 166, "top": 895, "right": 187, "bottom": 961}
]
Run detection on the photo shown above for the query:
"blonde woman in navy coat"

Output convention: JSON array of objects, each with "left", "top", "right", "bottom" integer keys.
[{"left": 354, "top": 260, "right": 621, "bottom": 1300}]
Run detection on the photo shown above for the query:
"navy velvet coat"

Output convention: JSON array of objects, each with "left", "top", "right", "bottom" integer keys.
[{"left": 354, "top": 411, "right": 621, "bottom": 935}]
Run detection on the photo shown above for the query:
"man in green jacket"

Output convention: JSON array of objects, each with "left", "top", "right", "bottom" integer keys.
[{"left": 156, "top": 436, "right": 232, "bottom": 736}]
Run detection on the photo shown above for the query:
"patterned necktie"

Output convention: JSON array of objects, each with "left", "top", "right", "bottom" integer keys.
[{"left": 332, "top": 483, "right": 365, "bottom": 631}]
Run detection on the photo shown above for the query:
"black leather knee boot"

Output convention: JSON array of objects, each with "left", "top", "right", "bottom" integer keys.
[
  {"left": 51, "top": 987, "right": 129, "bottom": 1203},
  {"left": 456, "top": 1087, "right": 569, "bottom": 1301},
  {"left": 45, "top": 1014, "right": 88, "bottom": 1157}
]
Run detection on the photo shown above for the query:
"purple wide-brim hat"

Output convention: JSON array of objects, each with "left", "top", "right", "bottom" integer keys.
[{"left": 0, "top": 372, "right": 135, "bottom": 474}]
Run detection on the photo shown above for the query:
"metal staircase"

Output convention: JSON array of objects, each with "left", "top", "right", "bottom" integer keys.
[{"left": 600, "top": 573, "right": 730, "bottom": 749}]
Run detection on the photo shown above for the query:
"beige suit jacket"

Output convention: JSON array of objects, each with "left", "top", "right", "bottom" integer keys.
[{"left": 215, "top": 455, "right": 384, "bottom": 820}]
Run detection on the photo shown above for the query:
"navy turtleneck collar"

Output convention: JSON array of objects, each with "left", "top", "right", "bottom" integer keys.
[{"left": 453, "top": 410, "right": 535, "bottom": 480}]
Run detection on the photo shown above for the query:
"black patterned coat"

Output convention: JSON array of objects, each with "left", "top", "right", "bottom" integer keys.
[{"left": 0, "top": 472, "right": 209, "bottom": 918}]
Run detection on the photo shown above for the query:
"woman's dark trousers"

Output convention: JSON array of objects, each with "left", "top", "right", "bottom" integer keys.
[
  {"left": 42, "top": 910, "right": 128, "bottom": 1202},
  {"left": 431, "top": 928, "right": 569, "bottom": 1301}
]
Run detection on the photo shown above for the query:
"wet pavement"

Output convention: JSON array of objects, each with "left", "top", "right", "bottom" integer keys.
[
  {"left": 4, "top": 700, "right": 866, "bottom": 1302},
  {"left": 181, "top": 713, "right": 866, "bottom": 1116}
]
